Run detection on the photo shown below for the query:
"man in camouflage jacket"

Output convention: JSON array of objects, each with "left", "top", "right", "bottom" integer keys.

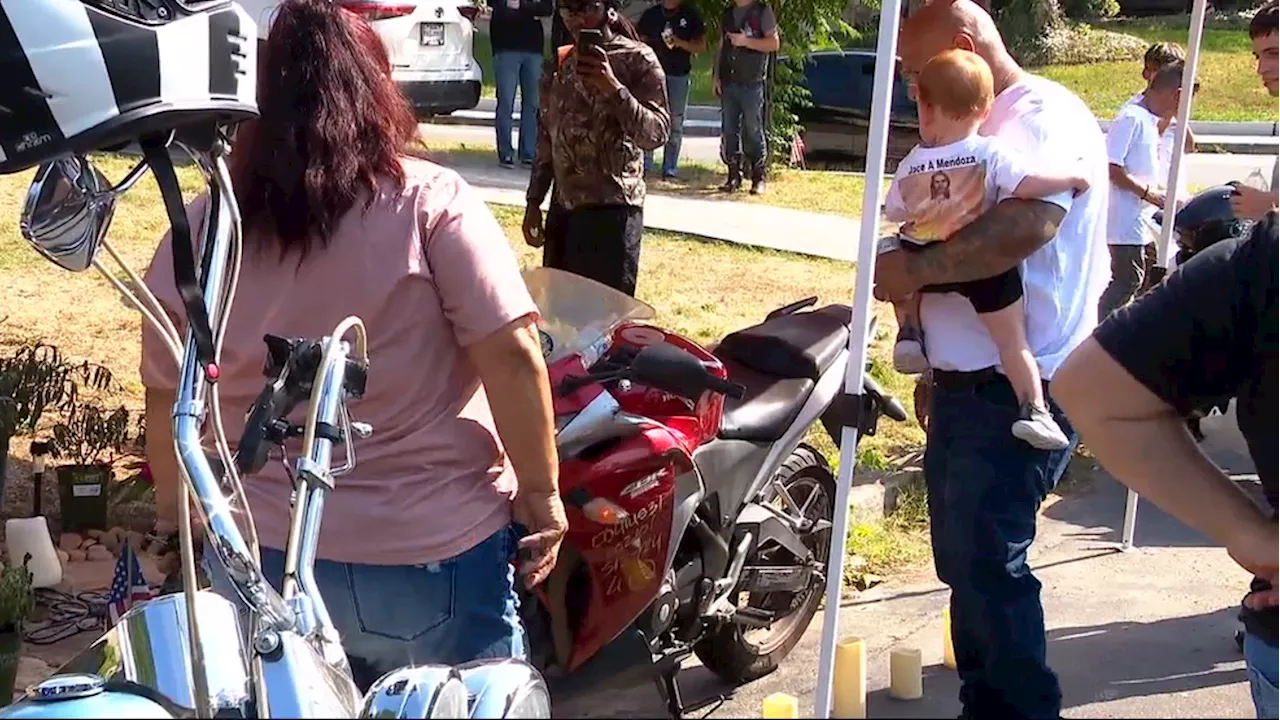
[{"left": 522, "top": 0, "right": 670, "bottom": 297}]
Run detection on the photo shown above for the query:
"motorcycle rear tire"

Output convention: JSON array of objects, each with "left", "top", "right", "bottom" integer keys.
[{"left": 693, "top": 444, "right": 836, "bottom": 684}]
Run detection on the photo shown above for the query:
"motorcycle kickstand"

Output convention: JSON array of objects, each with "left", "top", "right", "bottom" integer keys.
[{"left": 652, "top": 665, "right": 730, "bottom": 720}]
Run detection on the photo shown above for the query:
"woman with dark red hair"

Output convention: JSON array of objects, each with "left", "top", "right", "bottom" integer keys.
[{"left": 139, "top": 0, "right": 565, "bottom": 689}]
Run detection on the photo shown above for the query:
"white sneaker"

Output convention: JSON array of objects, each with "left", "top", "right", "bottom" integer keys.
[
  {"left": 893, "top": 337, "right": 930, "bottom": 375},
  {"left": 1012, "top": 403, "right": 1070, "bottom": 450}
]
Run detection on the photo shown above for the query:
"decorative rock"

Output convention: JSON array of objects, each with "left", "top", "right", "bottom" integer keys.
[
  {"left": 100, "top": 532, "right": 121, "bottom": 554},
  {"left": 81, "top": 538, "right": 98, "bottom": 549},
  {"left": 67, "top": 549, "right": 88, "bottom": 563},
  {"left": 87, "top": 545, "right": 113, "bottom": 562},
  {"left": 56, "top": 549, "right": 70, "bottom": 566},
  {"left": 58, "top": 533, "right": 83, "bottom": 552},
  {"left": 86, "top": 529, "right": 106, "bottom": 540}
]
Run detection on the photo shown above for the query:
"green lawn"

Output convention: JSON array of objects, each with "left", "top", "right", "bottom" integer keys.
[
  {"left": 1035, "top": 16, "right": 1275, "bottom": 121},
  {"left": 471, "top": 13, "right": 1274, "bottom": 120}
]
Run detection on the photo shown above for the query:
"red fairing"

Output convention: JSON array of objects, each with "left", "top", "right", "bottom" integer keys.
[
  {"left": 547, "top": 322, "right": 729, "bottom": 670},
  {"left": 558, "top": 425, "right": 689, "bottom": 670}
]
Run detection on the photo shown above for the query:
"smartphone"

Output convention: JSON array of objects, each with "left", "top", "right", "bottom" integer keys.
[{"left": 577, "top": 28, "right": 603, "bottom": 52}]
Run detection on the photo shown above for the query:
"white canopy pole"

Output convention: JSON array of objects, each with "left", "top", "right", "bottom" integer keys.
[
  {"left": 1122, "top": 0, "right": 1208, "bottom": 550},
  {"left": 812, "top": 0, "right": 904, "bottom": 716}
]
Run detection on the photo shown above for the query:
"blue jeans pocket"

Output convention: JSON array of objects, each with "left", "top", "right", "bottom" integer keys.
[
  {"left": 1246, "top": 633, "right": 1280, "bottom": 719},
  {"left": 348, "top": 561, "right": 456, "bottom": 641}
]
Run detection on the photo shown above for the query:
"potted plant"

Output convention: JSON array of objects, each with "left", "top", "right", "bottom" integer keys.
[
  {"left": 49, "top": 403, "right": 136, "bottom": 535},
  {"left": 0, "top": 557, "right": 34, "bottom": 707},
  {"left": 0, "top": 343, "right": 74, "bottom": 504}
]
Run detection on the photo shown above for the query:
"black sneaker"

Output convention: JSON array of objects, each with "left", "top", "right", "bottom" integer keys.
[
  {"left": 520, "top": 158, "right": 534, "bottom": 168},
  {"left": 750, "top": 178, "right": 766, "bottom": 195},
  {"left": 499, "top": 157, "right": 515, "bottom": 169},
  {"left": 720, "top": 176, "right": 742, "bottom": 193}
]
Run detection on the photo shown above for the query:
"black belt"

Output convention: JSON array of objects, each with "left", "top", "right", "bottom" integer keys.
[{"left": 931, "top": 367, "right": 1004, "bottom": 392}]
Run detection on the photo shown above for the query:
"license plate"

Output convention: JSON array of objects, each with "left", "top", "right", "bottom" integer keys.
[{"left": 420, "top": 23, "right": 445, "bottom": 46}]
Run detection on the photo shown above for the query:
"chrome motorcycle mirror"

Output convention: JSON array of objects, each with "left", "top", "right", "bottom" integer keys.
[{"left": 20, "top": 154, "right": 117, "bottom": 273}]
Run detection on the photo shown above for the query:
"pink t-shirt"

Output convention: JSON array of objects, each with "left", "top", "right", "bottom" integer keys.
[{"left": 140, "top": 158, "right": 538, "bottom": 566}]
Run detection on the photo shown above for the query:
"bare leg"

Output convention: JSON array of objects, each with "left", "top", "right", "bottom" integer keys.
[
  {"left": 978, "top": 300, "right": 1069, "bottom": 450},
  {"left": 893, "top": 293, "right": 929, "bottom": 375}
]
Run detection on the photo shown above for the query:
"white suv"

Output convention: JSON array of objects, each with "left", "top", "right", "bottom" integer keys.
[{"left": 238, "top": 0, "right": 484, "bottom": 117}]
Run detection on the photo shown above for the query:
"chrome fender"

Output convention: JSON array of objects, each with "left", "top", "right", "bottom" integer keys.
[
  {"left": 456, "top": 659, "right": 551, "bottom": 719},
  {"left": 359, "top": 665, "right": 469, "bottom": 718}
]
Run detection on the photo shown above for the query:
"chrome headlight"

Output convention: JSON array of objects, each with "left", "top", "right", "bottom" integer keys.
[{"left": 456, "top": 659, "right": 551, "bottom": 719}]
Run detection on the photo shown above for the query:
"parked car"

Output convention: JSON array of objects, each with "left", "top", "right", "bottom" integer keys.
[
  {"left": 797, "top": 49, "right": 920, "bottom": 171},
  {"left": 237, "top": 0, "right": 484, "bottom": 117}
]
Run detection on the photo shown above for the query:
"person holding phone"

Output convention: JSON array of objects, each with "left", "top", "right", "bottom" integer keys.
[{"left": 522, "top": 0, "right": 670, "bottom": 296}]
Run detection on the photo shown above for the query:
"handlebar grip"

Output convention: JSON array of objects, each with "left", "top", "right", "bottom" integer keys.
[{"left": 708, "top": 376, "right": 747, "bottom": 399}]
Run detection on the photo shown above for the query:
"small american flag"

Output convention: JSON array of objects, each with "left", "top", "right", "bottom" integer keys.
[
  {"left": 789, "top": 133, "right": 807, "bottom": 170},
  {"left": 107, "top": 545, "right": 154, "bottom": 627}
]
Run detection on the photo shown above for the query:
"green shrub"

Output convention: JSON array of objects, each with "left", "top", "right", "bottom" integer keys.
[
  {"left": 1062, "top": 0, "right": 1119, "bottom": 21},
  {"left": 0, "top": 560, "right": 35, "bottom": 632}
]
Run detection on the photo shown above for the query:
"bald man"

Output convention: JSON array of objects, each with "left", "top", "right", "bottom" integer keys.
[{"left": 873, "top": 2, "right": 1110, "bottom": 718}]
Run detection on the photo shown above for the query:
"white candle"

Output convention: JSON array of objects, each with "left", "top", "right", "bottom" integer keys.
[
  {"left": 833, "top": 636, "right": 867, "bottom": 718},
  {"left": 889, "top": 646, "right": 923, "bottom": 700}
]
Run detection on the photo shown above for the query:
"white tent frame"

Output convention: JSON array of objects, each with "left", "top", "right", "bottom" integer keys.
[{"left": 812, "top": 0, "right": 1210, "bottom": 711}]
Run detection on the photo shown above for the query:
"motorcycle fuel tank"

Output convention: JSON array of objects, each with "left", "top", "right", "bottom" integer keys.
[{"left": 0, "top": 674, "right": 174, "bottom": 719}]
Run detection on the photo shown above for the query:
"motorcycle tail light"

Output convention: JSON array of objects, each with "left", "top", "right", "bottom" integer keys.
[{"left": 582, "top": 498, "right": 630, "bottom": 525}]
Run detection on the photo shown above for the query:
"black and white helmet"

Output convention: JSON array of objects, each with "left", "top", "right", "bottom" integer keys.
[{"left": 0, "top": 0, "right": 258, "bottom": 175}]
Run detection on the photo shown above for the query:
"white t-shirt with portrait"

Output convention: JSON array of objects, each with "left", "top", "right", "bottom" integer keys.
[
  {"left": 917, "top": 74, "right": 1110, "bottom": 380},
  {"left": 884, "top": 135, "right": 1029, "bottom": 245},
  {"left": 1105, "top": 101, "right": 1163, "bottom": 246}
]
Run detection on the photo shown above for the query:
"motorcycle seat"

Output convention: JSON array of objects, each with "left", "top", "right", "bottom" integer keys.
[
  {"left": 716, "top": 304, "right": 852, "bottom": 381},
  {"left": 717, "top": 356, "right": 816, "bottom": 442}
]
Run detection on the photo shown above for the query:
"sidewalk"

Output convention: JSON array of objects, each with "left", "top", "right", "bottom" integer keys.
[
  {"left": 436, "top": 98, "right": 1278, "bottom": 150},
  {"left": 455, "top": 161, "right": 867, "bottom": 262}
]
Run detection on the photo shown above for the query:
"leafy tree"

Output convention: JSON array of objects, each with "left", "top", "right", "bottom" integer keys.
[{"left": 687, "top": 0, "right": 853, "bottom": 167}]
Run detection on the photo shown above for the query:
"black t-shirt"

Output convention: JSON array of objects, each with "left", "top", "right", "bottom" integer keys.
[
  {"left": 487, "top": 0, "right": 552, "bottom": 55},
  {"left": 1095, "top": 213, "right": 1279, "bottom": 646},
  {"left": 636, "top": 3, "right": 705, "bottom": 78}
]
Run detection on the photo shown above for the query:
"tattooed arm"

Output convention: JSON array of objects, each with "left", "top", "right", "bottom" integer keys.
[{"left": 911, "top": 198, "right": 1064, "bottom": 285}]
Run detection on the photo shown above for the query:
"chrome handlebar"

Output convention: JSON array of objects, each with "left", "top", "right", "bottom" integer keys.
[{"left": 151, "top": 139, "right": 366, "bottom": 713}]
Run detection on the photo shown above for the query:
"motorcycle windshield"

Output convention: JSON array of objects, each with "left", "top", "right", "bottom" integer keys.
[{"left": 524, "top": 267, "right": 656, "bottom": 367}]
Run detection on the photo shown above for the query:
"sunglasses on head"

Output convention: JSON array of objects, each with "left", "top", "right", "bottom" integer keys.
[{"left": 558, "top": 0, "right": 604, "bottom": 14}]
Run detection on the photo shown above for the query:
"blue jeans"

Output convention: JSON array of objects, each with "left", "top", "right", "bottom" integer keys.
[
  {"left": 205, "top": 525, "right": 526, "bottom": 692},
  {"left": 493, "top": 50, "right": 541, "bottom": 164},
  {"left": 926, "top": 371, "right": 1074, "bottom": 719},
  {"left": 719, "top": 80, "right": 766, "bottom": 176},
  {"left": 644, "top": 73, "right": 691, "bottom": 177},
  {"left": 1246, "top": 632, "right": 1279, "bottom": 719}
]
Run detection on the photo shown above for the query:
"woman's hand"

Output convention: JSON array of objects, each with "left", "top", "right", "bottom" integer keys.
[
  {"left": 513, "top": 490, "right": 568, "bottom": 588},
  {"left": 522, "top": 204, "right": 545, "bottom": 248}
]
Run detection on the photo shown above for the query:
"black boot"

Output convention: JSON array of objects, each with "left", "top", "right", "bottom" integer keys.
[
  {"left": 749, "top": 166, "right": 766, "bottom": 195},
  {"left": 720, "top": 162, "right": 742, "bottom": 193}
]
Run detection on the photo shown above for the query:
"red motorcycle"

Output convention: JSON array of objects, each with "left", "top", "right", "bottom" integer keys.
[{"left": 520, "top": 269, "right": 908, "bottom": 717}]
